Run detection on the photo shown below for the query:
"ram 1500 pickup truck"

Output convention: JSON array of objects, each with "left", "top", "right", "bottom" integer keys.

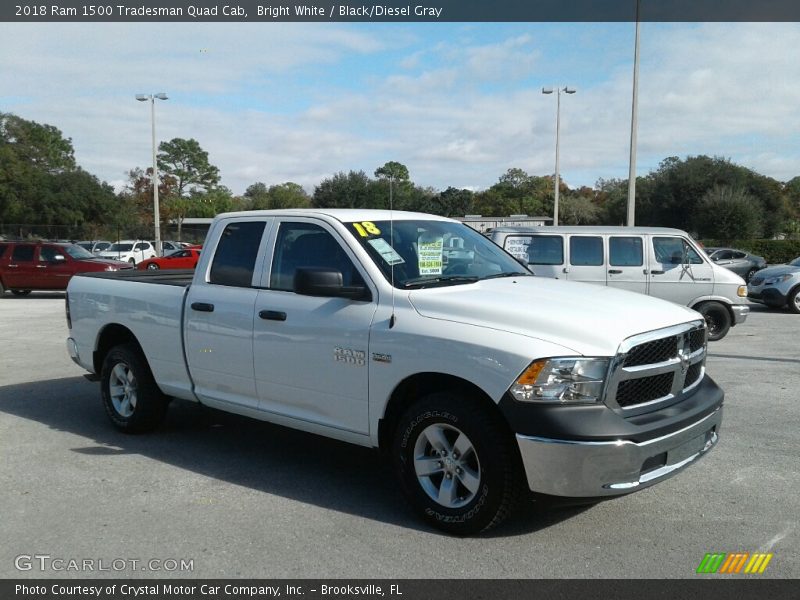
[{"left": 66, "top": 209, "right": 723, "bottom": 534}]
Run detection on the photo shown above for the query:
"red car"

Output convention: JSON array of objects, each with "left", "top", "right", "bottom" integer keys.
[
  {"left": 137, "top": 248, "right": 202, "bottom": 271},
  {"left": 0, "top": 241, "right": 132, "bottom": 296}
]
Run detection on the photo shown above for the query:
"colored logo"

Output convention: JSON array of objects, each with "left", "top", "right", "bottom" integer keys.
[{"left": 696, "top": 552, "right": 773, "bottom": 574}]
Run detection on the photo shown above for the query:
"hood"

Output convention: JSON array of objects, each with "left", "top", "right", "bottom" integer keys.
[
  {"left": 750, "top": 264, "right": 800, "bottom": 279},
  {"left": 407, "top": 276, "right": 701, "bottom": 357}
]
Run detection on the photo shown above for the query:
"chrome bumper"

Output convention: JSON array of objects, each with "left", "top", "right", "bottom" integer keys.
[
  {"left": 732, "top": 304, "right": 749, "bottom": 325},
  {"left": 66, "top": 337, "right": 81, "bottom": 365},
  {"left": 516, "top": 407, "right": 722, "bottom": 497}
]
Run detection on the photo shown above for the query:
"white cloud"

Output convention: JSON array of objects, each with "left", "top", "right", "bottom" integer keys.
[{"left": 1, "top": 22, "right": 798, "bottom": 199}]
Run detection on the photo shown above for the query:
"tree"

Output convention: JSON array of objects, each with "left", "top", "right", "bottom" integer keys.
[
  {"left": 692, "top": 185, "right": 763, "bottom": 240},
  {"left": 313, "top": 171, "right": 372, "bottom": 209},
  {"left": 0, "top": 112, "right": 75, "bottom": 174},
  {"left": 434, "top": 187, "right": 474, "bottom": 218},
  {"left": 265, "top": 182, "right": 311, "bottom": 209},
  {"left": 559, "top": 194, "right": 601, "bottom": 225},
  {"left": 157, "top": 138, "right": 220, "bottom": 198},
  {"left": 374, "top": 161, "right": 410, "bottom": 183}
]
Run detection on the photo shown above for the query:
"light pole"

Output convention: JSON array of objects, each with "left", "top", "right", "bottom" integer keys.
[
  {"left": 542, "top": 86, "right": 576, "bottom": 226},
  {"left": 135, "top": 92, "right": 168, "bottom": 254},
  {"left": 627, "top": 0, "right": 641, "bottom": 226}
]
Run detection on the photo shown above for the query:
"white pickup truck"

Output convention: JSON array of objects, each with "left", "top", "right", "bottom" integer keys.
[{"left": 66, "top": 209, "right": 723, "bottom": 534}]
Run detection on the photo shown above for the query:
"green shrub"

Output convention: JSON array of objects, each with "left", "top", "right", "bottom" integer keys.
[{"left": 701, "top": 239, "right": 800, "bottom": 264}]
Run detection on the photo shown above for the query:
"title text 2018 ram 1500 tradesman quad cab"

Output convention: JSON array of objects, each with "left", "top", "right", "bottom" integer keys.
[{"left": 66, "top": 210, "right": 723, "bottom": 534}]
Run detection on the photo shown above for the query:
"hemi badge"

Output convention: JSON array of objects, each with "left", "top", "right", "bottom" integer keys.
[{"left": 372, "top": 353, "right": 392, "bottom": 364}]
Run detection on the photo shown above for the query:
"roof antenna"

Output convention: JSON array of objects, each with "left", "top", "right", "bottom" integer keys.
[{"left": 389, "top": 174, "right": 396, "bottom": 329}]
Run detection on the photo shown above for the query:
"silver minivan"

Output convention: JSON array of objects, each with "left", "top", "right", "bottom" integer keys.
[{"left": 489, "top": 226, "right": 749, "bottom": 340}]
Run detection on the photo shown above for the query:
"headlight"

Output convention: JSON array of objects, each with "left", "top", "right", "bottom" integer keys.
[
  {"left": 737, "top": 285, "right": 747, "bottom": 297},
  {"left": 509, "top": 357, "right": 610, "bottom": 404},
  {"left": 105, "top": 265, "right": 118, "bottom": 271},
  {"left": 765, "top": 274, "right": 792, "bottom": 285}
]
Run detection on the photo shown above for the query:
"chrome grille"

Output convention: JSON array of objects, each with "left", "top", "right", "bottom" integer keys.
[{"left": 605, "top": 321, "right": 707, "bottom": 412}]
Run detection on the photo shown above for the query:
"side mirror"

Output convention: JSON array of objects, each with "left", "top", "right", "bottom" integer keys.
[
  {"left": 710, "top": 255, "right": 718, "bottom": 262},
  {"left": 294, "top": 268, "right": 370, "bottom": 301}
]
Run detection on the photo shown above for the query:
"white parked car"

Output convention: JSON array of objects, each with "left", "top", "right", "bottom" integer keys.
[{"left": 97, "top": 240, "right": 157, "bottom": 265}]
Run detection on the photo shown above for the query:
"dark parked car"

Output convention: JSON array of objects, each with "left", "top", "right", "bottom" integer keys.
[
  {"left": 705, "top": 247, "right": 767, "bottom": 282},
  {"left": 0, "top": 241, "right": 131, "bottom": 296}
]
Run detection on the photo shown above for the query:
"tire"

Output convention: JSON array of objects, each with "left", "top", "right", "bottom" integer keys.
[
  {"left": 100, "top": 343, "right": 168, "bottom": 433},
  {"left": 745, "top": 268, "right": 758, "bottom": 283},
  {"left": 146, "top": 263, "right": 160, "bottom": 270},
  {"left": 392, "top": 391, "right": 524, "bottom": 535},
  {"left": 11, "top": 290, "right": 31, "bottom": 297},
  {"left": 128, "top": 258, "right": 136, "bottom": 265},
  {"left": 788, "top": 286, "right": 800, "bottom": 315},
  {"left": 697, "top": 301, "right": 731, "bottom": 341},
  {"left": 0, "top": 279, "right": 5, "bottom": 296}
]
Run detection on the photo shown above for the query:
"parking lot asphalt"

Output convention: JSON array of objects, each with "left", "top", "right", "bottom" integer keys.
[{"left": 0, "top": 293, "right": 798, "bottom": 579}]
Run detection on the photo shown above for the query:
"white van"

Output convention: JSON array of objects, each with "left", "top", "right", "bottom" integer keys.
[{"left": 489, "top": 226, "right": 749, "bottom": 340}]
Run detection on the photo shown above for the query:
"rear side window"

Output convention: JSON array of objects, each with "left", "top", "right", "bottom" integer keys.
[
  {"left": 569, "top": 236, "right": 603, "bottom": 266},
  {"left": 505, "top": 235, "right": 563, "bottom": 265},
  {"left": 11, "top": 245, "right": 35, "bottom": 262},
  {"left": 609, "top": 237, "right": 643, "bottom": 267},
  {"left": 209, "top": 221, "right": 266, "bottom": 287}
]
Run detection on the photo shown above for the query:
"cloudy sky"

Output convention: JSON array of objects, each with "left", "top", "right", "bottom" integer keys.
[{"left": 1, "top": 21, "right": 799, "bottom": 194}]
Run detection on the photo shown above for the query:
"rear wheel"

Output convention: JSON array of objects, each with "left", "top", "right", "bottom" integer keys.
[
  {"left": 697, "top": 301, "right": 731, "bottom": 341},
  {"left": 392, "top": 391, "right": 524, "bottom": 535},
  {"left": 128, "top": 258, "right": 135, "bottom": 265},
  {"left": 788, "top": 286, "right": 800, "bottom": 315},
  {"left": 100, "top": 343, "right": 168, "bottom": 433},
  {"left": 146, "top": 263, "right": 160, "bottom": 270},
  {"left": 0, "top": 279, "right": 5, "bottom": 295},
  {"left": 11, "top": 290, "right": 31, "bottom": 297}
]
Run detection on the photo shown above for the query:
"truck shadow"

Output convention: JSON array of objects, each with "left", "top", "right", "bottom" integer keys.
[{"left": 0, "top": 376, "right": 589, "bottom": 537}]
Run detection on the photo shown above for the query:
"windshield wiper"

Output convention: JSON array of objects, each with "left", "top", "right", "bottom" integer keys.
[
  {"left": 481, "top": 271, "right": 531, "bottom": 280},
  {"left": 402, "top": 275, "right": 480, "bottom": 289}
]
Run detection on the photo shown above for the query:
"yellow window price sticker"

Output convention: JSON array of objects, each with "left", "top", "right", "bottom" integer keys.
[{"left": 353, "top": 221, "right": 381, "bottom": 237}]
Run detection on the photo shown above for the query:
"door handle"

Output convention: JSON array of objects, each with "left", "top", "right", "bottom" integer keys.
[
  {"left": 651, "top": 270, "right": 665, "bottom": 275},
  {"left": 36, "top": 265, "right": 47, "bottom": 268},
  {"left": 7, "top": 264, "right": 18, "bottom": 268},
  {"left": 562, "top": 267, "right": 569, "bottom": 274},
  {"left": 259, "top": 310, "right": 287, "bottom": 321},
  {"left": 190, "top": 302, "right": 214, "bottom": 312},
  {"left": 608, "top": 269, "right": 622, "bottom": 274}
]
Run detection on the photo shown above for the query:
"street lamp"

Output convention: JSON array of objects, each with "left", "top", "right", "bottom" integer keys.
[
  {"left": 542, "top": 86, "right": 576, "bottom": 226},
  {"left": 627, "top": 0, "right": 641, "bottom": 227},
  {"left": 135, "top": 92, "right": 168, "bottom": 254}
]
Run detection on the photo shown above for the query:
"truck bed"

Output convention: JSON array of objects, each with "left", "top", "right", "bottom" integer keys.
[{"left": 78, "top": 269, "right": 195, "bottom": 287}]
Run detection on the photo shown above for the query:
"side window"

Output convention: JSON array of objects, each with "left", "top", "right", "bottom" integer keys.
[
  {"left": 11, "top": 245, "right": 35, "bottom": 262},
  {"left": 609, "top": 237, "right": 643, "bottom": 267},
  {"left": 39, "top": 246, "right": 60, "bottom": 262},
  {"left": 209, "top": 221, "right": 266, "bottom": 287},
  {"left": 270, "top": 222, "right": 363, "bottom": 292},
  {"left": 569, "top": 236, "right": 603, "bottom": 266},
  {"left": 731, "top": 251, "right": 746, "bottom": 260},
  {"left": 134, "top": 243, "right": 149, "bottom": 251},
  {"left": 0, "top": 245, "right": 8, "bottom": 258},
  {"left": 504, "top": 235, "right": 563, "bottom": 265},
  {"left": 653, "top": 237, "right": 703, "bottom": 265},
  {"left": 715, "top": 250, "right": 732, "bottom": 260}
]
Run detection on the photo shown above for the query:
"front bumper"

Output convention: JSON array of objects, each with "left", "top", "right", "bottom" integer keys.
[
  {"left": 731, "top": 303, "right": 749, "bottom": 324},
  {"left": 515, "top": 406, "right": 722, "bottom": 497},
  {"left": 748, "top": 287, "right": 787, "bottom": 308}
]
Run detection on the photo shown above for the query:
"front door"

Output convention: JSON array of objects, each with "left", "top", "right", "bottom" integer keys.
[
  {"left": 4, "top": 244, "right": 37, "bottom": 289},
  {"left": 253, "top": 219, "right": 377, "bottom": 434},
  {"left": 648, "top": 236, "right": 714, "bottom": 305}
]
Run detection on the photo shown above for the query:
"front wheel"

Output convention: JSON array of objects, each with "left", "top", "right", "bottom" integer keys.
[
  {"left": 788, "top": 286, "right": 800, "bottom": 315},
  {"left": 697, "top": 301, "right": 731, "bottom": 341},
  {"left": 100, "top": 343, "right": 168, "bottom": 433},
  {"left": 745, "top": 268, "right": 758, "bottom": 283},
  {"left": 392, "top": 392, "right": 524, "bottom": 535},
  {"left": 146, "top": 263, "right": 160, "bottom": 270},
  {"left": 128, "top": 258, "right": 136, "bottom": 265}
]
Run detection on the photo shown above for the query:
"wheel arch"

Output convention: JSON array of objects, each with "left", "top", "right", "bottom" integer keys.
[
  {"left": 93, "top": 323, "right": 145, "bottom": 375},
  {"left": 691, "top": 298, "right": 735, "bottom": 326},
  {"left": 377, "top": 372, "right": 510, "bottom": 453}
]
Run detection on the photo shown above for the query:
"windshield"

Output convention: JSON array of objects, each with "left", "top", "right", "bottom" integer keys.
[
  {"left": 63, "top": 244, "right": 95, "bottom": 260},
  {"left": 108, "top": 243, "right": 133, "bottom": 252},
  {"left": 345, "top": 219, "right": 529, "bottom": 288}
]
